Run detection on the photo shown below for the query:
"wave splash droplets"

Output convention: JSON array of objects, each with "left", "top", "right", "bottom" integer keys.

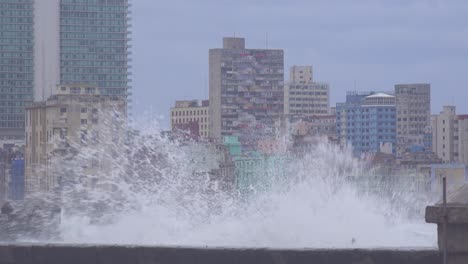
[{"left": 51, "top": 119, "right": 435, "bottom": 248}]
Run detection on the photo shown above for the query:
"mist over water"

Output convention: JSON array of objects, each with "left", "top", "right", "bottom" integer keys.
[{"left": 13, "top": 117, "right": 437, "bottom": 248}]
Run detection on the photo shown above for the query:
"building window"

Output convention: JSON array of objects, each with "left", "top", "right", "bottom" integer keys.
[
  {"left": 81, "top": 108, "right": 87, "bottom": 113},
  {"left": 70, "top": 87, "right": 81, "bottom": 94},
  {"left": 81, "top": 119, "right": 87, "bottom": 125},
  {"left": 60, "top": 108, "right": 67, "bottom": 115}
]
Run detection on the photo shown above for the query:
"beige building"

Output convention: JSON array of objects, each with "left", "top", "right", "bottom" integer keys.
[
  {"left": 395, "top": 83, "right": 431, "bottom": 156},
  {"left": 170, "top": 100, "right": 210, "bottom": 138},
  {"left": 284, "top": 66, "right": 330, "bottom": 117},
  {"left": 432, "top": 106, "right": 468, "bottom": 166},
  {"left": 25, "top": 84, "right": 127, "bottom": 195},
  {"left": 289, "top": 65, "right": 313, "bottom": 84},
  {"left": 419, "top": 164, "right": 467, "bottom": 194}
]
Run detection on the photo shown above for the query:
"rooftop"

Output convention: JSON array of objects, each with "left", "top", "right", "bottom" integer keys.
[{"left": 365, "top": 93, "right": 395, "bottom": 99}]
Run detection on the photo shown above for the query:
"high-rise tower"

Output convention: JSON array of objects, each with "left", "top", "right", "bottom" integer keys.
[
  {"left": 0, "top": 0, "right": 131, "bottom": 139},
  {"left": 34, "top": 0, "right": 131, "bottom": 102},
  {"left": 0, "top": 0, "right": 35, "bottom": 140},
  {"left": 209, "top": 37, "right": 284, "bottom": 145}
]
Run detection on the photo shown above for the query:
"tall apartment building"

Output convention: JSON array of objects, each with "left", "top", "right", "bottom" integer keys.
[
  {"left": 209, "top": 37, "right": 284, "bottom": 143},
  {"left": 395, "top": 84, "right": 431, "bottom": 156},
  {"left": 0, "top": 1, "right": 35, "bottom": 140},
  {"left": 0, "top": 1, "right": 131, "bottom": 140},
  {"left": 170, "top": 100, "right": 209, "bottom": 139},
  {"left": 25, "top": 84, "right": 126, "bottom": 194},
  {"left": 284, "top": 65, "right": 329, "bottom": 116},
  {"left": 432, "top": 106, "right": 468, "bottom": 166},
  {"left": 336, "top": 92, "right": 396, "bottom": 156}
]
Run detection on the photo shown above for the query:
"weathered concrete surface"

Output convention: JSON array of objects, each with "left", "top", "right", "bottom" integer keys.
[
  {"left": 426, "top": 205, "right": 468, "bottom": 223},
  {"left": 426, "top": 185, "right": 468, "bottom": 224},
  {"left": 425, "top": 183, "right": 468, "bottom": 263},
  {"left": 0, "top": 244, "right": 441, "bottom": 264}
]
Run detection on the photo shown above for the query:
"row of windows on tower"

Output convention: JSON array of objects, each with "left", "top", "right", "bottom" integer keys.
[
  {"left": 60, "top": 11, "right": 127, "bottom": 19},
  {"left": 337, "top": 115, "right": 396, "bottom": 120},
  {"left": 60, "top": 107, "right": 99, "bottom": 114},
  {"left": 173, "top": 117, "right": 208, "bottom": 124},
  {"left": 290, "top": 91, "right": 328, "bottom": 95},
  {"left": 172, "top": 109, "right": 208, "bottom": 116}
]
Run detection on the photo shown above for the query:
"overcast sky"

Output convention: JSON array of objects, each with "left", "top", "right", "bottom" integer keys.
[{"left": 131, "top": 0, "right": 468, "bottom": 128}]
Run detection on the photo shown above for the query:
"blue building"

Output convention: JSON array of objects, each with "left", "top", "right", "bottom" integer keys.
[
  {"left": 336, "top": 92, "right": 397, "bottom": 157},
  {"left": 9, "top": 158, "right": 24, "bottom": 200}
]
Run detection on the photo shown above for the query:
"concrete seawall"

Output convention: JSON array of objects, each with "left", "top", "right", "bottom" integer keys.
[{"left": 0, "top": 244, "right": 441, "bottom": 264}]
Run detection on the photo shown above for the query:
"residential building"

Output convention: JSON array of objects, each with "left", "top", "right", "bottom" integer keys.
[
  {"left": 284, "top": 66, "right": 329, "bottom": 117},
  {"left": 395, "top": 83, "right": 431, "bottom": 156},
  {"left": 0, "top": 0, "right": 35, "bottom": 139},
  {"left": 25, "top": 84, "right": 126, "bottom": 195},
  {"left": 432, "top": 106, "right": 468, "bottom": 166},
  {"left": 336, "top": 92, "right": 396, "bottom": 156},
  {"left": 209, "top": 37, "right": 284, "bottom": 143},
  {"left": 170, "top": 100, "right": 209, "bottom": 139}
]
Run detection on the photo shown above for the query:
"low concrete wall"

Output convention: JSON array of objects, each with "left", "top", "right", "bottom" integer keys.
[{"left": 0, "top": 244, "right": 441, "bottom": 264}]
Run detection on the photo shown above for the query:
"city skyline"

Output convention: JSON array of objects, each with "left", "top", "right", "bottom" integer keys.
[{"left": 131, "top": 0, "right": 468, "bottom": 128}]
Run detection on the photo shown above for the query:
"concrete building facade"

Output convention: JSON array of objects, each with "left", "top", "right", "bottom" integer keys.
[
  {"left": 284, "top": 66, "right": 329, "bottom": 117},
  {"left": 0, "top": 0, "right": 35, "bottom": 139},
  {"left": 289, "top": 65, "right": 313, "bottom": 84},
  {"left": 25, "top": 84, "right": 126, "bottom": 195},
  {"left": 395, "top": 84, "right": 431, "bottom": 156},
  {"left": 209, "top": 37, "right": 284, "bottom": 142},
  {"left": 170, "top": 100, "right": 209, "bottom": 139},
  {"left": 432, "top": 106, "right": 468, "bottom": 166},
  {"left": 336, "top": 92, "right": 396, "bottom": 156}
]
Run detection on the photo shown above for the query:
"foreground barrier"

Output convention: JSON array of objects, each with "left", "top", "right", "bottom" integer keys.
[{"left": 0, "top": 244, "right": 440, "bottom": 264}]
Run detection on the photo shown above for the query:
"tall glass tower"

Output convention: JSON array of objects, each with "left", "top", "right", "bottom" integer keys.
[
  {"left": 34, "top": 0, "right": 131, "bottom": 103},
  {"left": 0, "top": 0, "right": 131, "bottom": 139},
  {"left": 0, "top": 0, "right": 34, "bottom": 140},
  {"left": 59, "top": 0, "right": 130, "bottom": 97}
]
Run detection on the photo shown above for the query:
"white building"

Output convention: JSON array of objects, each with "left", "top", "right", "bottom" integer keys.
[
  {"left": 432, "top": 106, "right": 468, "bottom": 166},
  {"left": 284, "top": 66, "right": 330, "bottom": 117}
]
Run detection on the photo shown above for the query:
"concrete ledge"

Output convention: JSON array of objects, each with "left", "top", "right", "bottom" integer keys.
[
  {"left": 0, "top": 244, "right": 441, "bottom": 264},
  {"left": 426, "top": 205, "right": 468, "bottom": 223}
]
